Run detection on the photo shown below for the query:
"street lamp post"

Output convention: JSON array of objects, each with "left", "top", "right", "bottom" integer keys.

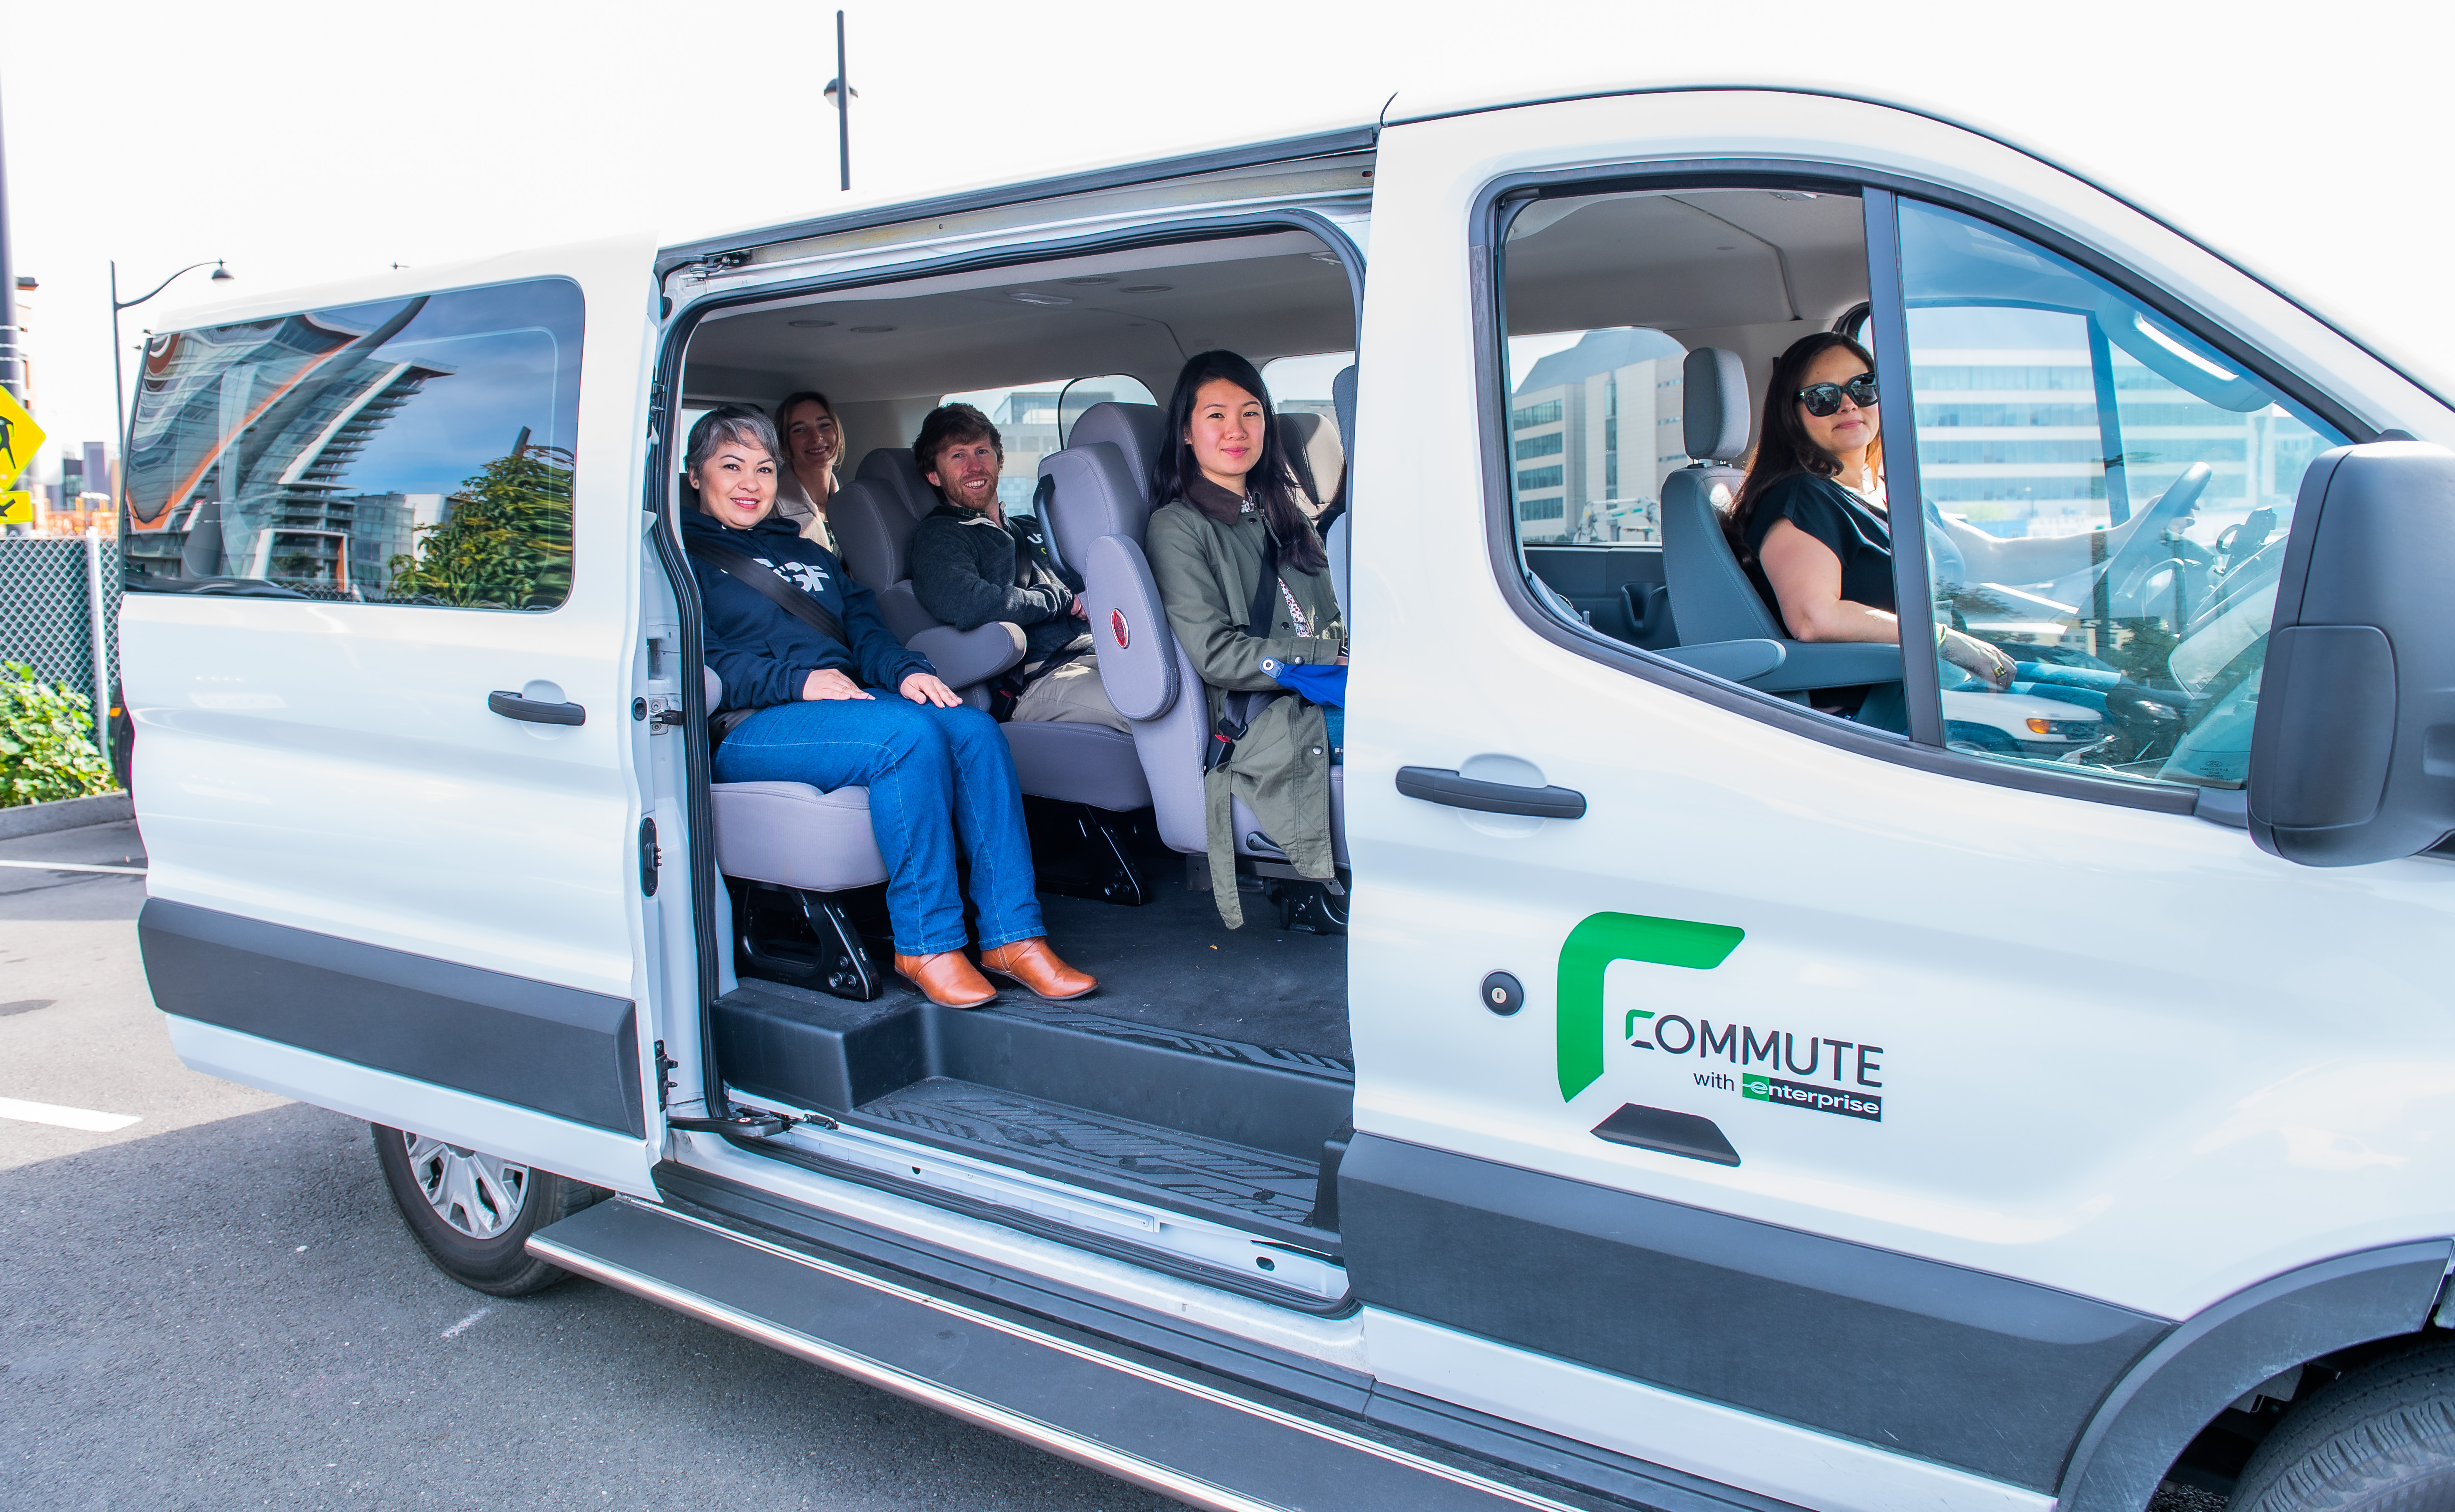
[
  {"left": 821, "top": 11, "right": 855, "bottom": 192},
  {"left": 110, "top": 259, "right": 231, "bottom": 509}
]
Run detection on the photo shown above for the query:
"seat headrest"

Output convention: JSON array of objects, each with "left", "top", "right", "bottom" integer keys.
[
  {"left": 1274, "top": 412, "right": 1344, "bottom": 516},
  {"left": 855, "top": 446, "right": 936, "bottom": 520},
  {"left": 1040, "top": 441, "right": 1150, "bottom": 570},
  {"left": 1067, "top": 402, "right": 1167, "bottom": 504},
  {"left": 830, "top": 477, "right": 913, "bottom": 589},
  {"left": 1682, "top": 348, "right": 1750, "bottom": 464}
]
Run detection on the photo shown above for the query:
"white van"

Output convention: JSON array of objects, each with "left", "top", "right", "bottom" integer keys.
[{"left": 122, "top": 84, "right": 2455, "bottom": 1512}]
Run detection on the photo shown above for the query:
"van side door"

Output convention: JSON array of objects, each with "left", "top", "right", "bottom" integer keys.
[
  {"left": 126, "top": 239, "right": 664, "bottom": 1195},
  {"left": 1340, "top": 92, "right": 2455, "bottom": 1512}
]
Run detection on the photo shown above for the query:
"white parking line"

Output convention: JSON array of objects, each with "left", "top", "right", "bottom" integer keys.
[
  {"left": 0, "top": 860, "right": 147, "bottom": 874},
  {"left": 0, "top": 1096, "right": 142, "bottom": 1132},
  {"left": 440, "top": 1307, "right": 493, "bottom": 1339}
]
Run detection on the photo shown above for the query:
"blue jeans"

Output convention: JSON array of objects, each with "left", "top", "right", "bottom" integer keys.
[{"left": 714, "top": 698, "right": 1043, "bottom": 956}]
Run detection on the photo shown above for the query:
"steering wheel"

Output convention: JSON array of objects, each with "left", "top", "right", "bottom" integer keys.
[{"left": 2097, "top": 463, "right": 2212, "bottom": 622}]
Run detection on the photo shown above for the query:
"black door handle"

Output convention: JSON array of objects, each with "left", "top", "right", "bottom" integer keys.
[
  {"left": 489, "top": 690, "right": 586, "bottom": 726},
  {"left": 1396, "top": 766, "right": 1586, "bottom": 819}
]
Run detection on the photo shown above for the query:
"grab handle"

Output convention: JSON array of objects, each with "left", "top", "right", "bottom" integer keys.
[
  {"left": 1396, "top": 766, "right": 1586, "bottom": 819},
  {"left": 489, "top": 690, "right": 586, "bottom": 726}
]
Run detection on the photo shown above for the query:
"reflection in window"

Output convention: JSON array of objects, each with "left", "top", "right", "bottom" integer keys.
[
  {"left": 1504, "top": 327, "right": 1688, "bottom": 543},
  {"left": 120, "top": 279, "right": 584, "bottom": 609},
  {"left": 1898, "top": 200, "right": 2344, "bottom": 791}
]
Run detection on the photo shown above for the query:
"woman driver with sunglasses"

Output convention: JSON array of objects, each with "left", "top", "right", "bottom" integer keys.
[{"left": 1724, "top": 332, "right": 2016, "bottom": 725}]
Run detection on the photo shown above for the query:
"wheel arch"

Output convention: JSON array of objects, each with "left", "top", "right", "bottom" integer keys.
[{"left": 2057, "top": 1239, "right": 2452, "bottom": 1512}]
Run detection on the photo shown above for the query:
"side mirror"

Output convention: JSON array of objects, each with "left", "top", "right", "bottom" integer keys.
[{"left": 2251, "top": 441, "right": 2455, "bottom": 865}]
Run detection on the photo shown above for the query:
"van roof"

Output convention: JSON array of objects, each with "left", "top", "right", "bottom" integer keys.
[{"left": 655, "top": 123, "right": 1379, "bottom": 277}]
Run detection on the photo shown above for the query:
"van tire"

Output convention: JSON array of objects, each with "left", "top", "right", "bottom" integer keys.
[
  {"left": 2228, "top": 1341, "right": 2455, "bottom": 1512},
  {"left": 371, "top": 1123, "right": 604, "bottom": 1296}
]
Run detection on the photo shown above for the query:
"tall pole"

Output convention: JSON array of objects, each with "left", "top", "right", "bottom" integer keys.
[
  {"left": 0, "top": 76, "right": 23, "bottom": 410},
  {"left": 110, "top": 263, "right": 125, "bottom": 510},
  {"left": 835, "top": 10, "right": 850, "bottom": 193}
]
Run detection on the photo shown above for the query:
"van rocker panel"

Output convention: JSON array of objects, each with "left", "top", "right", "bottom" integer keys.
[
  {"left": 529, "top": 1194, "right": 1701, "bottom": 1512},
  {"left": 139, "top": 897, "right": 643, "bottom": 1137},
  {"left": 1338, "top": 1134, "right": 2168, "bottom": 1493}
]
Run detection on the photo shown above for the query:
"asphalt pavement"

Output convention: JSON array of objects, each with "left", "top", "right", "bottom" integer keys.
[{"left": 0, "top": 819, "right": 1173, "bottom": 1512}]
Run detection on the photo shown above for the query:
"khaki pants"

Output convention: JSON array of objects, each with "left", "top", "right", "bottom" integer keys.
[{"left": 1011, "top": 656, "right": 1131, "bottom": 733}]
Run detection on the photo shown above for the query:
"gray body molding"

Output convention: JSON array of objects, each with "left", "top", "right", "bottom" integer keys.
[
  {"left": 140, "top": 897, "right": 644, "bottom": 1137},
  {"left": 2057, "top": 1240, "right": 2452, "bottom": 1512},
  {"left": 1339, "top": 1134, "right": 2168, "bottom": 1492}
]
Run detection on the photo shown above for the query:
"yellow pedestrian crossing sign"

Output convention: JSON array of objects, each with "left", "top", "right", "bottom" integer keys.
[
  {"left": 0, "top": 385, "right": 43, "bottom": 488},
  {"left": 0, "top": 492, "right": 29, "bottom": 526}
]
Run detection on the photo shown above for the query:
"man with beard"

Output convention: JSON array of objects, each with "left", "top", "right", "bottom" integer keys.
[{"left": 905, "top": 403, "right": 1129, "bottom": 732}]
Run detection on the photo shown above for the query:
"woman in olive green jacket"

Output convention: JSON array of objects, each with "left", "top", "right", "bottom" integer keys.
[{"left": 1145, "top": 350, "right": 1346, "bottom": 927}]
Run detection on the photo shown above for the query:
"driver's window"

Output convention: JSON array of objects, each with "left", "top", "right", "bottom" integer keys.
[{"left": 1895, "top": 199, "right": 2344, "bottom": 793}]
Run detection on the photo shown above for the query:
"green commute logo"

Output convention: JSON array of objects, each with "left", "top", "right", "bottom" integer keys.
[
  {"left": 1556, "top": 911, "right": 1887, "bottom": 1122},
  {"left": 1555, "top": 912, "right": 1744, "bottom": 1101}
]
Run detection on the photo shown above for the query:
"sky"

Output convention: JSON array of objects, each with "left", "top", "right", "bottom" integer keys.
[{"left": 10, "top": 0, "right": 2451, "bottom": 485}]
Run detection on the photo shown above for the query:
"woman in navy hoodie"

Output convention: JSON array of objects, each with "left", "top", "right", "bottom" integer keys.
[{"left": 682, "top": 405, "right": 1095, "bottom": 1008}]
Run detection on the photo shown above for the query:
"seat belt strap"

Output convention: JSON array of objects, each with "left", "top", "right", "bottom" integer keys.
[{"left": 686, "top": 536, "right": 850, "bottom": 647}]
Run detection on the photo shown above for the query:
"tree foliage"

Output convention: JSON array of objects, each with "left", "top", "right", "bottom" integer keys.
[
  {"left": 385, "top": 450, "right": 574, "bottom": 609},
  {"left": 0, "top": 662, "right": 117, "bottom": 808}
]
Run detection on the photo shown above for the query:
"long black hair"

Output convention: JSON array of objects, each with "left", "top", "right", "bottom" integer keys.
[
  {"left": 1153, "top": 349, "right": 1327, "bottom": 574},
  {"left": 1725, "top": 332, "right": 1884, "bottom": 567}
]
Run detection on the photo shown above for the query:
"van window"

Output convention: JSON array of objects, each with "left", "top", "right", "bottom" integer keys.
[
  {"left": 939, "top": 375, "right": 1159, "bottom": 516},
  {"left": 1894, "top": 199, "right": 2346, "bottom": 789},
  {"left": 121, "top": 278, "right": 585, "bottom": 609},
  {"left": 1260, "top": 351, "right": 1351, "bottom": 431},
  {"left": 1502, "top": 328, "right": 1688, "bottom": 544}
]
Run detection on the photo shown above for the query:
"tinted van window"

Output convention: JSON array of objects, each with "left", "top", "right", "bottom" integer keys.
[{"left": 121, "top": 278, "right": 584, "bottom": 609}]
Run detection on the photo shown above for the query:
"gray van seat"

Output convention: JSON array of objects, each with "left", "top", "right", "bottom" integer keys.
[
  {"left": 704, "top": 668, "right": 889, "bottom": 892},
  {"left": 1058, "top": 401, "right": 1345, "bottom": 863},
  {"left": 834, "top": 448, "right": 1144, "bottom": 808},
  {"left": 1656, "top": 347, "right": 1904, "bottom": 693},
  {"left": 855, "top": 446, "right": 936, "bottom": 520},
  {"left": 1276, "top": 411, "right": 1345, "bottom": 517},
  {"left": 827, "top": 470, "right": 1027, "bottom": 700}
]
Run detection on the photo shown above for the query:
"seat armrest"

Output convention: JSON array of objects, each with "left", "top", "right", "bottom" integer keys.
[
  {"left": 873, "top": 581, "right": 944, "bottom": 643},
  {"left": 1656, "top": 639, "right": 1786, "bottom": 682},
  {"left": 908, "top": 622, "right": 1027, "bottom": 689},
  {"left": 1743, "top": 641, "right": 1905, "bottom": 693}
]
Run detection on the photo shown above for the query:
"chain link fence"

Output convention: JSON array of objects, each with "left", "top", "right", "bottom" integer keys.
[{"left": 0, "top": 536, "right": 122, "bottom": 733}]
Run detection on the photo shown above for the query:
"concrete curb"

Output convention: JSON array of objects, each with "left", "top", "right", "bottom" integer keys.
[{"left": 0, "top": 791, "right": 134, "bottom": 841}]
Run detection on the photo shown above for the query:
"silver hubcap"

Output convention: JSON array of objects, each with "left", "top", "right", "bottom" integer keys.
[{"left": 403, "top": 1132, "right": 529, "bottom": 1239}]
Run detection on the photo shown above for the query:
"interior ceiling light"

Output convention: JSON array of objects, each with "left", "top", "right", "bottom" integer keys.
[
  {"left": 1008, "top": 290, "right": 1073, "bottom": 306},
  {"left": 788, "top": 319, "right": 836, "bottom": 328},
  {"left": 1309, "top": 252, "right": 1341, "bottom": 264},
  {"left": 1059, "top": 276, "right": 1116, "bottom": 286},
  {"left": 848, "top": 324, "right": 896, "bottom": 333},
  {"left": 1120, "top": 284, "right": 1172, "bottom": 294}
]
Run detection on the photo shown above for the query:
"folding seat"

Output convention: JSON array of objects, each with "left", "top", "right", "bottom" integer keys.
[
  {"left": 1047, "top": 403, "right": 1346, "bottom": 929},
  {"left": 702, "top": 667, "right": 890, "bottom": 1000}
]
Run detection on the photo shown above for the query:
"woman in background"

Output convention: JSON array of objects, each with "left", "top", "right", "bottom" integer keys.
[{"left": 771, "top": 389, "right": 843, "bottom": 548}]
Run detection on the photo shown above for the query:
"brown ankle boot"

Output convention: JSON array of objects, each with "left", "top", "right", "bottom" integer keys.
[
  {"left": 977, "top": 938, "right": 1097, "bottom": 1002},
  {"left": 893, "top": 950, "right": 997, "bottom": 1008}
]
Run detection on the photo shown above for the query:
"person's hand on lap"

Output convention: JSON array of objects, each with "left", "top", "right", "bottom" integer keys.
[
  {"left": 801, "top": 669, "right": 872, "bottom": 701},
  {"left": 901, "top": 672, "right": 962, "bottom": 708}
]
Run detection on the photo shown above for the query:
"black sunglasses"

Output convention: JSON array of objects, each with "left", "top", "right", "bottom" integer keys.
[{"left": 1796, "top": 372, "right": 1878, "bottom": 417}]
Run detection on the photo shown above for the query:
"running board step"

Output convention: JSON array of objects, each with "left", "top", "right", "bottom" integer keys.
[{"left": 530, "top": 1197, "right": 1622, "bottom": 1512}]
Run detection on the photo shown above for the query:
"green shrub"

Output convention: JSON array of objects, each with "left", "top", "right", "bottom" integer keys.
[{"left": 0, "top": 662, "right": 117, "bottom": 808}]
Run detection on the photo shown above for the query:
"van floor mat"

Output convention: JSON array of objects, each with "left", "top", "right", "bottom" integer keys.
[
  {"left": 1032, "top": 862, "right": 1349, "bottom": 1061},
  {"left": 856, "top": 1076, "right": 1321, "bottom": 1229}
]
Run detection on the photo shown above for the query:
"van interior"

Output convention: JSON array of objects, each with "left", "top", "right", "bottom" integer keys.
[{"left": 667, "top": 187, "right": 1869, "bottom": 1304}]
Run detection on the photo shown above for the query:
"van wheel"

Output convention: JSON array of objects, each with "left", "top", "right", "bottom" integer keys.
[
  {"left": 2229, "top": 1342, "right": 2455, "bottom": 1512},
  {"left": 371, "top": 1124, "right": 603, "bottom": 1296}
]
